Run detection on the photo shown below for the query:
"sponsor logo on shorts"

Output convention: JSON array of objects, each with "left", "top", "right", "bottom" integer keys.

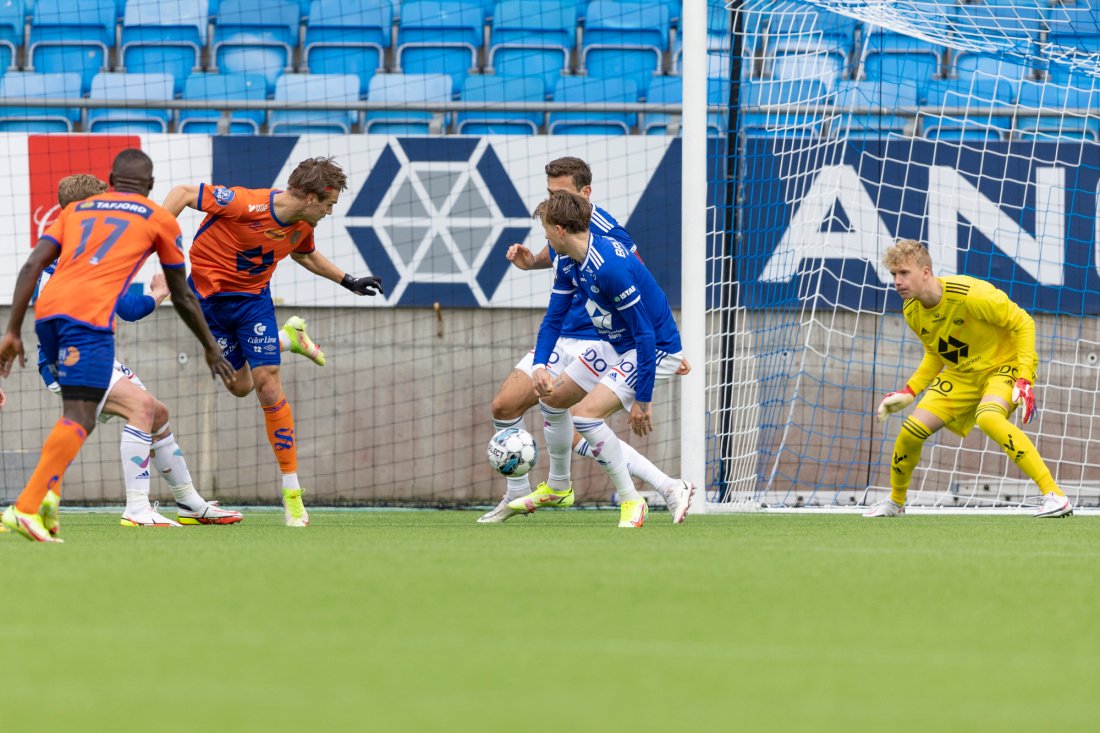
[
  {"left": 253, "top": 323, "right": 267, "bottom": 336},
  {"left": 212, "top": 187, "right": 235, "bottom": 206},
  {"left": 60, "top": 346, "right": 80, "bottom": 367}
]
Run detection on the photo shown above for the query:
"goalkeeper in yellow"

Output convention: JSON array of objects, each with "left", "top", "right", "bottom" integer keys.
[{"left": 866, "top": 239, "right": 1072, "bottom": 519}]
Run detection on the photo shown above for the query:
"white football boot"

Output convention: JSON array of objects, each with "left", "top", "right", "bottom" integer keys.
[
  {"left": 476, "top": 496, "right": 524, "bottom": 524},
  {"left": 1034, "top": 492, "right": 1073, "bottom": 518},
  {"left": 121, "top": 502, "right": 182, "bottom": 527},
  {"left": 862, "top": 499, "right": 905, "bottom": 518},
  {"left": 659, "top": 480, "right": 695, "bottom": 524}
]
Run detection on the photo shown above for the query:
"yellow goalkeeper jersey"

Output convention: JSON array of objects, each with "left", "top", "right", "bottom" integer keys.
[{"left": 902, "top": 275, "right": 1038, "bottom": 392}]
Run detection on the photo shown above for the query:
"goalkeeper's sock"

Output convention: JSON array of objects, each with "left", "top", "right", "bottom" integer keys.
[
  {"left": 16, "top": 417, "right": 87, "bottom": 514},
  {"left": 263, "top": 398, "right": 298, "bottom": 474},
  {"left": 493, "top": 416, "right": 531, "bottom": 500},
  {"left": 975, "top": 403, "right": 1062, "bottom": 496},
  {"left": 574, "top": 417, "right": 640, "bottom": 503},
  {"left": 889, "top": 415, "right": 932, "bottom": 505},
  {"left": 539, "top": 401, "right": 573, "bottom": 492},
  {"left": 575, "top": 437, "right": 675, "bottom": 491},
  {"left": 121, "top": 425, "right": 154, "bottom": 513}
]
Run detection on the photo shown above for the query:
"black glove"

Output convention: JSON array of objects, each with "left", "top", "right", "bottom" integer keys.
[{"left": 341, "top": 273, "right": 384, "bottom": 296}]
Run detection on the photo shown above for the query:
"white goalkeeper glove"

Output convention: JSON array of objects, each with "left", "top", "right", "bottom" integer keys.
[
  {"left": 1012, "top": 378, "right": 1036, "bottom": 424},
  {"left": 876, "top": 385, "right": 916, "bottom": 422}
]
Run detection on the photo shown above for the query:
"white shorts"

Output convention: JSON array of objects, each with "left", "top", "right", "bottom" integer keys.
[
  {"left": 47, "top": 360, "right": 146, "bottom": 424},
  {"left": 563, "top": 344, "right": 684, "bottom": 411},
  {"left": 513, "top": 337, "right": 598, "bottom": 378}
]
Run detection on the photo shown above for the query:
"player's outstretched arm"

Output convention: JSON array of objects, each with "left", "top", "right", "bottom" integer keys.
[
  {"left": 162, "top": 185, "right": 200, "bottom": 217},
  {"left": 291, "top": 251, "right": 384, "bottom": 296},
  {"left": 161, "top": 267, "right": 235, "bottom": 384},
  {"left": 0, "top": 239, "right": 60, "bottom": 377},
  {"left": 506, "top": 243, "right": 552, "bottom": 271}
]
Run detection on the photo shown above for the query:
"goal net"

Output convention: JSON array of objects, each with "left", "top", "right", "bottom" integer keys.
[{"left": 708, "top": 0, "right": 1100, "bottom": 512}]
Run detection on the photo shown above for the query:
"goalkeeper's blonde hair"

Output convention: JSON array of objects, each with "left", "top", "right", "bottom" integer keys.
[
  {"left": 58, "top": 174, "right": 108, "bottom": 208},
  {"left": 884, "top": 239, "right": 933, "bottom": 272}
]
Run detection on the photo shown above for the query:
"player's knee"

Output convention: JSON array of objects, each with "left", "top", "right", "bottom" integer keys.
[
  {"left": 974, "top": 403, "right": 1009, "bottom": 435},
  {"left": 152, "top": 400, "right": 169, "bottom": 430},
  {"left": 491, "top": 392, "right": 527, "bottom": 421},
  {"left": 895, "top": 415, "right": 932, "bottom": 452},
  {"left": 228, "top": 381, "right": 254, "bottom": 398}
]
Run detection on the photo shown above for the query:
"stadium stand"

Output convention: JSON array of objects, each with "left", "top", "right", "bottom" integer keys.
[
  {"left": 270, "top": 73, "right": 360, "bottom": 134},
  {"left": 921, "top": 77, "right": 1016, "bottom": 141},
  {"left": 1016, "top": 77, "right": 1100, "bottom": 142},
  {"left": 87, "top": 71, "right": 174, "bottom": 133},
  {"left": 0, "top": 0, "right": 23, "bottom": 72},
  {"left": 581, "top": 0, "right": 669, "bottom": 96},
  {"left": 211, "top": 0, "right": 299, "bottom": 95},
  {"left": 642, "top": 74, "right": 680, "bottom": 135},
  {"left": 363, "top": 72, "right": 453, "bottom": 134},
  {"left": 304, "top": 0, "right": 392, "bottom": 97},
  {"left": 548, "top": 76, "right": 638, "bottom": 135},
  {"left": 488, "top": 0, "right": 577, "bottom": 97},
  {"left": 456, "top": 74, "right": 544, "bottom": 135},
  {"left": 397, "top": 0, "right": 483, "bottom": 96},
  {"left": 120, "top": 0, "right": 208, "bottom": 95},
  {"left": 179, "top": 72, "right": 267, "bottom": 134},
  {"left": 861, "top": 29, "right": 944, "bottom": 84},
  {"left": 28, "top": 0, "right": 116, "bottom": 94},
  {"left": 0, "top": 70, "right": 81, "bottom": 132},
  {"left": 739, "top": 78, "right": 828, "bottom": 137},
  {"left": 834, "top": 79, "right": 920, "bottom": 138}
]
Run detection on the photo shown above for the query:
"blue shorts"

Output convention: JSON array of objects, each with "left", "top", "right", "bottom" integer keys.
[
  {"left": 194, "top": 286, "right": 281, "bottom": 371},
  {"left": 35, "top": 318, "right": 115, "bottom": 391}
]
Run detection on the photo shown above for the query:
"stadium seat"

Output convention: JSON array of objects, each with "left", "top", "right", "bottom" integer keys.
[
  {"left": 642, "top": 75, "right": 680, "bottom": 135},
  {"left": 397, "top": 0, "right": 483, "bottom": 96},
  {"left": 488, "top": 0, "right": 577, "bottom": 97},
  {"left": 179, "top": 72, "right": 267, "bottom": 134},
  {"left": 581, "top": 1, "right": 669, "bottom": 97},
  {"left": 921, "top": 78, "right": 1016, "bottom": 141},
  {"left": 0, "top": 71, "right": 81, "bottom": 131},
  {"left": 456, "top": 74, "right": 543, "bottom": 135},
  {"left": 1016, "top": 78, "right": 1100, "bottom": 142},
  {"left": 87, "top": 72, "right": 174, "bottom": 133},
  {"left": 212, "top": 0, "right": 300, "bottom": 95},
  {"left": 209, "top": 0, "right": 313, "bottom": 19},
  {"left": 861, "top": 29, "right": 944, "bottom": 85},
  {"left": 548, "top": 76, "right": 638, "bottom": 135},
  {"left": 270, "top": 73, "right": 360, "bottom": 134},
  {"left": 363, "top": 72, "right": 453, "bottom": 134},
  {"left": 707, "top": 76, "right": 728, "bottom": 136},
  {"left": 953, "top": 53, "right": 1032, "bottom": 84},
  {"left": 739, "top": 79, "right": 829, "bottom": 137},
  {"left": 1045, "top": 6, "right": 1100, "bottom": 83},
  {"left": 121, "top": 0, "right": 209, "bottom": 95},
  {"left": 0, "top": 0, "right": 23, "bottom": 71},
  {"left": 834, "top": 79, "right": 920, "bottom": 138},
  {"left": 762, "top": 3, "right": 857, "bottom": 83},
  {"left": 304, "top": 0, "right": 392, "bottom": 97},
  {"left": 949, "top": 4, "right": 1042, "bottom": 56},
  {"left": 28, "top": 0, "right": 115, "bottom": 94}
]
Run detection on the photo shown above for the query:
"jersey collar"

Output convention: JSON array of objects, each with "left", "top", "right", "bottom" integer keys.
[{"left": 269, "top": 189, "right": 291, "bottom": 228}]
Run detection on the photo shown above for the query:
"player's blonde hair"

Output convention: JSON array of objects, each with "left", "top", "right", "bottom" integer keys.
[
  {"left": 884, "top": 239, "right": 933, "bottom": 272},
  {"left": 57, "top": 174, "right": 108, "bottom": 208},
  {"left": 287, "top": 156, "right": 348, "bottom": 200},
  {"left": 534, "top": 190, "right": 592, "bottom": 234}
]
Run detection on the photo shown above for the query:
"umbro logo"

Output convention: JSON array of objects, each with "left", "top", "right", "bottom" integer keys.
[{"left": 937, "top": 335, "right": 969, "bottom": 364}]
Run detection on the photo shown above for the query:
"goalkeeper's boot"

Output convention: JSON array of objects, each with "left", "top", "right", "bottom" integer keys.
[
  {"left": 3, "top": 505, "right": 61, "bottom": 543},
  {"left": 618, "top": 498, "right": 649, "bottom": 528},
  {"left": 863, "top": 499, "right": 905, "bottom": 518},
  {"left": 39, "top": 489, "right": 61, "bottom": 538},
  {"left": 477, "top": 496, "right": 524, "bottom": 524},
  {"left": 507, "top": 482, "right": 574, "bottom": 514},
  {"left": 659, "top": 480, "right": 695, "bottom": 524},
  {"left": 1034, "top": 492, "right": 1073, "bottom": 519},
  {"left": 282, "top": 488, "right": 309, "bottom": 527},
  {"left": 121, "top": 502, "right": 182, "bottom": 527},
  {"left": 176, "top": 500, "right": 244, "bottom": 525},
  {"left": 282, "top": 316, "right": 325, "bottom": 366}
]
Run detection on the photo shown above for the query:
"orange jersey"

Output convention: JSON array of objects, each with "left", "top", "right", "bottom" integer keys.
[
  {"left": 187, "top": 185, "right": 315, "bottom": 298},
  {"left": 35, "top": 193, "right": 184, "bottom": 331}
]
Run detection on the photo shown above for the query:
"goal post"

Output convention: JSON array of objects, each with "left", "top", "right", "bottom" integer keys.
[{"left": 705, "top": 0, "right": 1100, "bottom": 513}]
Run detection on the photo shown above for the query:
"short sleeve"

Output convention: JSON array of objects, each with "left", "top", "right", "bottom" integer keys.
[
  {"left": 41, "top": 208, "right": 66, "bottom": 248},
  {"left": 293, "top": 229, "right": 315, "bottom": 255},
  {"left": 197, "top": 184, "right": 249, "bottom": 219},
  {"left": 154, "top": 213, "right": 186, "bottom": 268}
]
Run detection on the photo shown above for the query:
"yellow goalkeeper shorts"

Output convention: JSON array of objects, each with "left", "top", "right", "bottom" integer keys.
[{"left": 915, "top": 364, "right": 1021, "bottom": 437}]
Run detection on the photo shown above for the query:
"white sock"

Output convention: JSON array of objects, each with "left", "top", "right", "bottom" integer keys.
[
  {"left": 150, "top": 429, "right": 206, "bottom": 509},
  {"left": 574, "top": 418, "right": 640, "bottom": 503},
  {"left": 278, "top": 330, "right": 290, "bottom": 351},
  {"left": 540, "top": 402, "right": 573, "bottom": 492},
  {"left": 121, "top": 425, "right": 153, "bottom": 514},
  {"left": 493, "top": 416, "right": 531, "bottom": 500},
  {"left": 575, "top": 438, "right": 676, "bottom": 492},
  {"left": 282, "top": 472, "right": 301, "bottom": 491}
]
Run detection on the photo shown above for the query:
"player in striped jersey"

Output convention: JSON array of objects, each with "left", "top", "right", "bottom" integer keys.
[
  {"left": 868, "top": 239, "right": 1072, "bottom": 518},
  {"left": 480, "top": 157, "right": 692, "bottom": 524}
]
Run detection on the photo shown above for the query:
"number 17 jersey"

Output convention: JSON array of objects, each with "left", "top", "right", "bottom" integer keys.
[{"left": 187, "top": 185, "right": 316, "bottom": 298}]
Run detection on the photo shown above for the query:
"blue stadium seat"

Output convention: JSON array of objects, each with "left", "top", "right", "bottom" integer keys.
[
  {"left": 270, "top": 73, "right": 359, "bottom": 134},
  {"left": 87, "top": 72, "right": 174, "bottom": 133},
  {"left": 581, "top": 1, "right": 669, "bottom": 96},
  {"left": 364, "top": 72, "right": 453, "bottom": 134},
  {"left": 548, "top": 76, "right": 638, "bottom": 135},
  {"left": 210, "top": 0, "right": 313, "bottom": 18},
  {"left": 1045, "top": 6, "right": 1100, "bottom": 83},
  {"left": 28, "top": 0, "right": 115, "bottom": 94},
  {"left": 921, "top": 78, "right": 1016, "bottom": 141},
  {"left": 0, "top": 71, "right": 80, "bottom": 131},
  {"left": 949, "top": 4, "right": 1042, "bottom": 55},
  {"left": 121, "top": 0, "right": 208, "bottom": 95},
  {"left": 1016, "top": 78, "right": 1099, "bottom": 142},
  {"left": 739, "top": 79, "right": 829, "bottom": 137},
  {"left": 179, "top": 72, "right": 267, "bottom": 134},
  {"left": 0, "top": 0, "right": 23, "bottom": 71},
  {"left": 489, "top": 0, "right": 576, "bottom": 97},
  {"left": 212, "top": 0, "right": 300, "bottom": 95},
  {"left": 834, "top": 79, "right": 920, "bottom": 138},
  {"left": 304, "top": 0, "right": 391, "bottom": 97},
  {"left": 953, "top": 53, "right": 1032, "bottom": 84},
  {"left": 397, "top": 1, "right": 483, "bottom": 96},
  {"left": 707, "top": 76, "right": 728, "bottom": 136},
  {"left": 861, "top": 29, "right": 943, "bottom": 84},
  {"left": 456, "top": 74, "right": 543, "bottom": 134},
  {"left": 763, "top": 3, "right": 857, "bottom": 82},
  {"left": 642, "top": 75, "right": 680, "bottom": 135}
]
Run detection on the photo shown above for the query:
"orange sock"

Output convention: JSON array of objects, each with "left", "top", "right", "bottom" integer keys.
[
  {"left": 16, "top": 417, "right": 87, "bottom": 514},
  {"left": 262, "top": 398, "right": 297, "bottom": 475}
]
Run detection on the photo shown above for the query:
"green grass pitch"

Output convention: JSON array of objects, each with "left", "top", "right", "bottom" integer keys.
[{"left": 1, "top": 511, "right": 1096, "bottom": 733}]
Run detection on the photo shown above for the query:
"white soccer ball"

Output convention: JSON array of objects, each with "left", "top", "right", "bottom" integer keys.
[{"left": 487, "top": 427, "right": 538, "bottom": 477}]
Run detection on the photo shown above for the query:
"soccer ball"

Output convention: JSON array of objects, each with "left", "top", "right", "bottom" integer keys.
[{"left": 487, "top": 427, "right": 537, "bottom": 477}]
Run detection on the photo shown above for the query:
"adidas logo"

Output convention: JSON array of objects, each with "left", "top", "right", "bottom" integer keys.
[{"left": 136, "top": 470, "right": 150, "bottom": 480}]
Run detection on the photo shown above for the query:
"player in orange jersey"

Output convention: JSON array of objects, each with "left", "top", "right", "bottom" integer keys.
[
  {"left": 163, "top": 156, "right": 383, "bottom": 527},
  {"left": 0, "top": 149, "right": 234, "bottom": 542}
]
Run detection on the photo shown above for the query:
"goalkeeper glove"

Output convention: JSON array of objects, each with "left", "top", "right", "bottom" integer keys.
[
  {"left": 1012, "top": 378, "right": 1036, "bottom": 424},
  {"left": 341, "top": 273, "right": 384, "bottom": 296},
  {"left": 876, "top": 385, "right": 916, "bottom": 422}
]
